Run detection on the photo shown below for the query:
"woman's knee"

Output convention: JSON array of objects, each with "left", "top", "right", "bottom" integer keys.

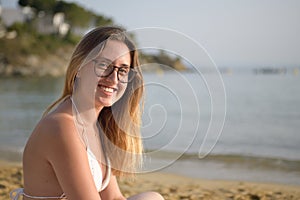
[{"left": 146, "top": 191, "right": 164, "bottom": 200}]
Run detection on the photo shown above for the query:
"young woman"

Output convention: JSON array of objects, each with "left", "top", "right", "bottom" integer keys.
[{"left": 10, "top": 26, "right": 164, "bottom": 200}]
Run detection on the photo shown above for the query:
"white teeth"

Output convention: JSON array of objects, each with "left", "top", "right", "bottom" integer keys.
[{"left": 101, "top": 86, "right": 114, "bottom": 93}]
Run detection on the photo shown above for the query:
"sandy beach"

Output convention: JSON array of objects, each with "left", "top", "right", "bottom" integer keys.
[{"left": 1, "top": 161, "right": 300, "bottom": 200}]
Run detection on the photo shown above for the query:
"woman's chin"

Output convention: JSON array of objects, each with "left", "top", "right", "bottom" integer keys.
[{"left": 95, "top": 98, "right": 113, "bottom": 109}]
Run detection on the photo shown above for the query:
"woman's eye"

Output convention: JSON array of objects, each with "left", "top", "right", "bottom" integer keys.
[
  {"left": 98, "top": 62, "right": 108, "bottom": 69},
  {"left": 119, "top": 68, "right": 129, "bottom": 75}
]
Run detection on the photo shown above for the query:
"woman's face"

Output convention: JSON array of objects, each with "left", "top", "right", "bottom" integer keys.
[
  {"left": 95, "top": 40, "right": 131, "bottom": 108},
  {"left": 77, "top": 40, "right": 131, "bottom": 110}
]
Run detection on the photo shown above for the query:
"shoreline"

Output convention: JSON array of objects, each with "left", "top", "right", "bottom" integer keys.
[
  {"left": 123, "top": 172, "right": 300, "bottom": 199},
  {"left": 158, "top": 156, "right": 300, "bottom": 186},
  {"left": 1, "top": 149, "right": 300, "bottom": 186},
  {"left": 1, "top": 161, "right": 300, "bottom": 200}
]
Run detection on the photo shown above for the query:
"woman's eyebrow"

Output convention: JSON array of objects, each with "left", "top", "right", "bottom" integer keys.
[
  {"left": 97, "top": 57, "right": 112, "bottom": 62},
  {"left": 98, "top": 57, "right": 130, "bottom": 67},
  {"left": 120, "top": 63, "right": 130, "bottom": 68}
]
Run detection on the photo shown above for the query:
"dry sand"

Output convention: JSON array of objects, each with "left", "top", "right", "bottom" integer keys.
[{"left": 1, "top": 162, "right": 300, "bottom": 200}]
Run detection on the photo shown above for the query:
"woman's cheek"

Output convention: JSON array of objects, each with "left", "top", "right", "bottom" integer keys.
[{"left": 114, "top": 83, "right": 127, "bottom": 103}]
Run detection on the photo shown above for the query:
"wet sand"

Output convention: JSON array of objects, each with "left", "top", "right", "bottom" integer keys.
[{"left": 1, "top": 162, "right": 300, "bottom": 200}]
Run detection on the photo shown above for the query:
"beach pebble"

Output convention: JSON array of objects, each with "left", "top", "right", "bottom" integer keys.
[
  {"left": 249, "top": 194, "right": 260, "bottom": 200},
  {"left": 274, "top": 191, "right": 282, "bottom": 195},
  {"left": 225, "top": 192, "right": 235, "bottom": 198},
  {"left": 189, "top": 194, "right": 199, "bottom": 200}
]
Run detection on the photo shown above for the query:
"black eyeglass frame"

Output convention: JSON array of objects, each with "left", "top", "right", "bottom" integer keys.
[{"left": 92, "top": 59, "right": 137, "bottom": 83}]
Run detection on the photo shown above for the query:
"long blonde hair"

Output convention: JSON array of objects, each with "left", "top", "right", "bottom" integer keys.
[{"left": 44, "top": 26, "right": 144, "bottom": 176}]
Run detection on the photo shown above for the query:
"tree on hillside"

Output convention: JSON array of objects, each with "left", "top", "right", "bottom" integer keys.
[
  {"left": 18, "top": 0, "right": 57, "bottom": 14},
  {"left": 18, "top": 0, "right": 113, "bottom": 30},
  {"left": 94, "top": 15, "right": 113, "bottom": 27},
  {"left": 53, "top": 1, "right": 92, "bottom": 27}
]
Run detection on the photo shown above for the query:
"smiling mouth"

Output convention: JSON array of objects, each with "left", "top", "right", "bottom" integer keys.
[{"left": 98, "top": 85, "right": 117, "bottom": 93}]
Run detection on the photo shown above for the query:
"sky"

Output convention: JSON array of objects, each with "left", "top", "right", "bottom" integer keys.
[{"left": 1, "top": 0, "right": 300, "bottom": 68}]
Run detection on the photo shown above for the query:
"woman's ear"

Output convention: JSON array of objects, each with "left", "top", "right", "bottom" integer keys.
[{"left": 74, "top": 73, "right": 80, "bottom": 83}]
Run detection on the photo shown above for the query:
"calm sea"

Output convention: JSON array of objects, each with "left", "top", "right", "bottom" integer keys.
[{"left": 1, "top": 71, "right": 300, "bottom": 184}]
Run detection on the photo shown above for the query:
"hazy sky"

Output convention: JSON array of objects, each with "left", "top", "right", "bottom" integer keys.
[{"left": 2, "top": 0, "right": 300, "bottom": 68}]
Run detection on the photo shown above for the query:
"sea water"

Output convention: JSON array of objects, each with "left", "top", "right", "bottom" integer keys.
[{"left": 0, "top": 71, "right": 299, "bottom": 184}]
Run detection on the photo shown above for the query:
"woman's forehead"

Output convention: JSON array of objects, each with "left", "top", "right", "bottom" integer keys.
[{"left": 98, "top": 40, "right": 131, "bottom": 63}]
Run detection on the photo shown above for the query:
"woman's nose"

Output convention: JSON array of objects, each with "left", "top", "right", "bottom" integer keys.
[{"left": 107, "top": 67, "right": 118, "bottom": 83}]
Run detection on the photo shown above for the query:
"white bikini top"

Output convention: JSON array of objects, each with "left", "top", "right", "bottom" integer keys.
[
  {"left": 10, "top": 150, "right": 111, "bottom": 200},
  {"left": 87, "top": 147, "right": 111, "bottom": 192}
]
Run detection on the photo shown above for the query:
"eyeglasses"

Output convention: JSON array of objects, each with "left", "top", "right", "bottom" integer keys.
[{"left": 93, "top": 59, "right": 137, "bottom": 83}]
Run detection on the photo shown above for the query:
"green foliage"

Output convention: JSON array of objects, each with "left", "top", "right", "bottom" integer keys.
[
  {"left": 54, "top": 1, "right": 92, "bottom": 27},
  {"left": 18, "top": 0, "right": 57, "bottom": 14},
  {"left": 18, "top": 0, "right": 113, "bottom": 29},
  {"left": 0, "top": 22, "right": 77, "bottom": 66},
  {"left": 63, "top": 32, "right": 81, "bottom": 45},
  {"left": 1, "top": 0, "right": 113, "bottom": 70},
  {"left": 94, "top": 15, "right": 113, "bottom": 27},
  {"left": 7, "top": 22, "right": 37, "bottom": 36}
]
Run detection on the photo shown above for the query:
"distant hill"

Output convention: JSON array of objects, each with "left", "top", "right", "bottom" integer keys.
[
  {"left": 140, "top": 50, "right": 187, "bottom": 72},
  {"left": 0, "top": 0, "right": 188, "bottom": 77},
  {"left": 0, "top": 32, "right": 188, "bottom": 77}
]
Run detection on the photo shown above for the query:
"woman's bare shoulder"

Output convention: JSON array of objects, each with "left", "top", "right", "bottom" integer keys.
[
  {"left": 34, "top": 112, "right": 74, "bottom": 138},
  {"left": 26, "top": 104, "right": 81, "bottom": 155}
]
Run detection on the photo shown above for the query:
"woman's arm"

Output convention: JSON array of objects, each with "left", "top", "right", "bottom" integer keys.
[{"left": 40, "top": 115, "right": 102, "bottom": 200}]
